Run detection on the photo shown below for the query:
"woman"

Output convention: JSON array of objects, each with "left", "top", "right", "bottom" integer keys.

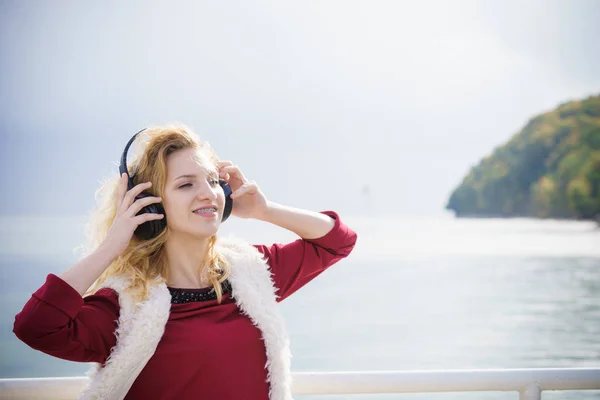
[{"left": 13, "top": 125, "right": 357, "bottom": 400}]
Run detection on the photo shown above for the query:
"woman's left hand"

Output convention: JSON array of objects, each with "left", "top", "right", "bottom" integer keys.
[{"left": 218, "top": 161, "right": 268, "bottom": 219}]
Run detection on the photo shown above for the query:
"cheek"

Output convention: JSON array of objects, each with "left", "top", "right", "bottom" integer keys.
[
  {"left": 161, "top": 193, "right": 184, "bottom": 219},
  {"left": 217, "top": 191, "right": 226, "bottom": 207},
  {"left": 162, "top": 202, "right": 177, "bottom": 225}
]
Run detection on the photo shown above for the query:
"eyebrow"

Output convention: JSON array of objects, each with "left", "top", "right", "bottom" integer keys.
[
  {"left": 174, "top": 174, "right": 197, "bottom": 181},
  {"left": 174, "top": 171, "right": 218, "bottom": 181}
]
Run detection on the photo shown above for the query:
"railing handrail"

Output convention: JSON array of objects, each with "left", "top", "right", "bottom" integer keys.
[
  {"left": 1, "top": 368, "right": 599, "bottom": 400},
  {"left": 291, "top": 368, "right": 600, "bottom": 394}
]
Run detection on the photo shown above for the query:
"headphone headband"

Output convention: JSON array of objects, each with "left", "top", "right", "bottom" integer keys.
[{"left": 119, "top": 128, "right": 146, "bottom": 184}]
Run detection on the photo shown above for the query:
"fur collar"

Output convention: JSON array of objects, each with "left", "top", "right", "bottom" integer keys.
[{"left": 79, "top": 237, "right": 292, "bottom": 400}]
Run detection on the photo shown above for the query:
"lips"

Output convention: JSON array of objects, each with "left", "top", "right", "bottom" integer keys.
[{"left": 193, "top": 206, "right": 217, "bottom": 214}]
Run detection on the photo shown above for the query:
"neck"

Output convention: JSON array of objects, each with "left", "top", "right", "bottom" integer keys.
[{"left": 164, "top": 233, "right": 212, "bottom": 289}]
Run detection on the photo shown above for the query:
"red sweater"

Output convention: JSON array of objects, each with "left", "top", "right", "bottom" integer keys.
[{"left": 13, "top": 211, "right": 357, "bottom": 399}]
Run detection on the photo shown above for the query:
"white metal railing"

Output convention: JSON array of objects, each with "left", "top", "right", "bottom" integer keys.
[{"left": 1, "top": 368, "right": 599, "bottom": 399}]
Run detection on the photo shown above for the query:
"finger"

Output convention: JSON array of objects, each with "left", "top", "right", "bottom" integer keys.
[
  {"left": 230, "top": 181, "right": 258, "bottom": 199},
  {"left": 217, "top": 161, "right": 234, "bottom": 178},
  {"left": 219, "top": 165, "right": 246, "bottom": 181},
  {"left": 217, "top": 160, "right": 233, "bottom": 169},
  {"left": 122, "top": 181, "right": 153, "bottom": 209},
  {"left": 133, "top": 212, "right": 165, "bottom": 226},
  {"left": 127, "top": 196, "right": 162, "bottom": 217},
  {"left": 116, "top": 174, "right": 128, "bottom": 213}
]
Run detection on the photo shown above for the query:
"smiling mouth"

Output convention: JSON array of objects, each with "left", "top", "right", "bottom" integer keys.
[{"left": 193, "top": 207, "right": 217, "bottom": 214}]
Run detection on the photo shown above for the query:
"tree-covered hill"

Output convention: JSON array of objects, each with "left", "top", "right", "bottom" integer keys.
[{"left": 446, "top": 94, "right": 600, "bottom": 220}]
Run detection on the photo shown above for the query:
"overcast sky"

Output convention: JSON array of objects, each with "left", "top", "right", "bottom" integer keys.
[{"left": 1, "top": 0, "right": 599, "bottom": 218}]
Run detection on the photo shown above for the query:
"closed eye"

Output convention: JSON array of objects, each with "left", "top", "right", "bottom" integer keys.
[{"left": 178, "top": 183, "right": 192, "bottom": 189}]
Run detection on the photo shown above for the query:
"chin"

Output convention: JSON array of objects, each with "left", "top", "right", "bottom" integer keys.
[
  {"left": 170, "top": 219, "right": 221, "bottom": 239},
  {"left": 190, "top": 225, "right": 220, "bottom": 239}
]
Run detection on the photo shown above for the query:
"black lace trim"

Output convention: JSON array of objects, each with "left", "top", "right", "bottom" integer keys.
[{"left": 168, "top": 280, "right": 232, "bottom": 304}]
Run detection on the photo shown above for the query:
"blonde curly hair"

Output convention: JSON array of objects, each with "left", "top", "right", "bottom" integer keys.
[{"left": 83, "top": 124, "right": 230, "bottom": 303}]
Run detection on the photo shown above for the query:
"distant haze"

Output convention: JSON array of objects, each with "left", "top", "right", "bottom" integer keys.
[{"left": 1, "top": 0, "right": 599, "bottom": 218}]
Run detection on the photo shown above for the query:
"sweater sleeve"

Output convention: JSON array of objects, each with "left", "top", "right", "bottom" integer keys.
[
  {"left": 13, "top": 274, "right": 120, "bottom": 364},
  {"left": 254, "top": 210, "right": 357, "bottom": 301}
]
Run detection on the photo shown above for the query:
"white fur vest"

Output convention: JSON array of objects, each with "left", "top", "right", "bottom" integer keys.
[{"left": 79, "top": 237, "right": 293, "bottom": 400}]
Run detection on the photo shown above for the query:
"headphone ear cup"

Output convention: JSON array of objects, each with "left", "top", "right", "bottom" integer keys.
[
  {"left": 220, "top": 179, "right": 233, "bottom": 222},
  {"left": 132, "top": 191, "right": 167, "bottom": 240},
  {"left": 120, "top": 130, "right": 167, "bottom": 240}
]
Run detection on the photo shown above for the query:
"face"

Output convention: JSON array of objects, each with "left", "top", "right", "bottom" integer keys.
[{"left": 162, "top": 148, "right": 225, "bottom": 239}]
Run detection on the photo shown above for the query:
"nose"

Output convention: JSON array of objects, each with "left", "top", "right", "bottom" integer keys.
[{"left": 196, "top": 181, "right": 217, "bottom": 201}]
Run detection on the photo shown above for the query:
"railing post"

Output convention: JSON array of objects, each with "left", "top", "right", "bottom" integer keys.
[{"left": 519, "top": 383, "right": 541, "bottom": 400}]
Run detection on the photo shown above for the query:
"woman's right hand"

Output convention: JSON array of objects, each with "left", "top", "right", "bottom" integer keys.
[{"left": 101, "top": 173, "right": 164, "bottom": 257}]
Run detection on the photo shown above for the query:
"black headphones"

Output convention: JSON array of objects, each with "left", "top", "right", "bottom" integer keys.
[{"left": 119, "top": 128, "right": 233, "bottom": 240}]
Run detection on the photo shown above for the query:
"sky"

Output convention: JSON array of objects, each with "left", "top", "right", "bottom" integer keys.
[{"left": 1, "top": 0, "right": 599, "bottom": 219}]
